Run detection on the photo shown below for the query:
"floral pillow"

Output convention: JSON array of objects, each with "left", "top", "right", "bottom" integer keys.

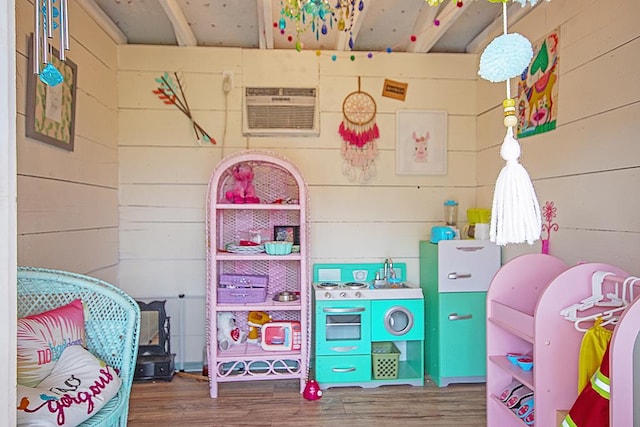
[
  {"left": 16, "top": 345, "right": 122, "bottom": 426},
  {"left": 17, "top": 299, "right": 86, "bottom": 387}
]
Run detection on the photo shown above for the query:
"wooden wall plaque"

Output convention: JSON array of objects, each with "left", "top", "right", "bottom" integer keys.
[{"left": 382, "top": 79, "right": 408, "bottom": 101}]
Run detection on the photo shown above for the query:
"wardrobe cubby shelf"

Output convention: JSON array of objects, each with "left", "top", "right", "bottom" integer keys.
[
  {"left": 488, "top": 301, "right": 534, "bottom": 342},
  {"left": 205, "top": 150, "right": 310, "bottom": 398},
  {"left": 488, "top": 356, "right": 533, "bottom": 390},
  {"left": 489, "top": 394, "right": 528, "bottom": 424},
  {"left": 486, "top": 253, "right": 629, "bottom": 427}
]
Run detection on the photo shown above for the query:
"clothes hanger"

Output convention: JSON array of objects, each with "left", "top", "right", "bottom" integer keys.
[
  {"left": 560, "top": 271, "right": 618, "bottom": 321},
  {"left": 621, "top": 276, "right": 640, "bottom": 305},
  {"left": 573, "top": 305, "right": 627, "bottom": 332}
]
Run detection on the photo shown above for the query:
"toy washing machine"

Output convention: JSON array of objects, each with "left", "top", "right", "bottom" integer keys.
[{"left": 371, "top": 298, "right": 424, "bottom": 341}]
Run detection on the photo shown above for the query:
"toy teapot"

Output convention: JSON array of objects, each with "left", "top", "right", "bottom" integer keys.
[{"left": 303, "top": 379, "right": 323, "bottom": 401}]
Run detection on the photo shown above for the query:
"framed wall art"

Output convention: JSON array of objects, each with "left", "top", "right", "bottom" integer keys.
[
  {"left": 396, "top": 110, "right": 447, "bottom": 175},
  {"left": 26, "top": 35, "right": 78, "bottom": 151},
  {"left": 274, "top": 226, "right": 300, "bottom": 245}
]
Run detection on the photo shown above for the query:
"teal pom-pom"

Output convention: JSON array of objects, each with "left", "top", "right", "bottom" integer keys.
[{"left": 478, "top": 33, "right": 533, "bottom": 83}]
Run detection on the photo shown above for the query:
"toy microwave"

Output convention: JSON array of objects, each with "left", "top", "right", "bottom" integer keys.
[{"left": 261, "top": 321, "right": 301, "bottom": 351}]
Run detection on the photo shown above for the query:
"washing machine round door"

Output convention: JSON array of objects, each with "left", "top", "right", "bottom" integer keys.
[{"left": 384, "top": 306, "right": 414, "bottom": 336}]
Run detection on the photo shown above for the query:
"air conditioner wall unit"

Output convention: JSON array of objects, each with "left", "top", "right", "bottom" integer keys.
[{"left": 242, "top": 87, "right": 319, "bottom": 136}]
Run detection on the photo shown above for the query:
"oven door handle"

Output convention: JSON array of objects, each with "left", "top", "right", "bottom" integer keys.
[
  {"left": 322, "top": 307, "right": 365, "bottom": 313},
  {"left": 332, "top": 367, "right": 356, "bottom": 373},
  {"left": 329, "top": 346, "right": 358, "bottom": 353}
]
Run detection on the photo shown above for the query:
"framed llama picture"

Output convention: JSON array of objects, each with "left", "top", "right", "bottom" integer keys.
[{"left": 396, "top": 110, "right": 447, "bottom": 175}]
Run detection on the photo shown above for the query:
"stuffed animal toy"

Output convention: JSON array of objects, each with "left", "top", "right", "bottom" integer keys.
[
  {"left": 225, "top": 164, "right": 260, "bottom": 204},
  {"left": 217, "top": 312, "right": 247, "bottom": 351},
  {"left": 247, "top": 311, "right": 271, "bottom": 343}
]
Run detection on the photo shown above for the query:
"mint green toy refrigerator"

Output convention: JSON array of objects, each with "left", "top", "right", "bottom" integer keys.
[{"left": 419, "top": 240, "right": 500, "bottom": 386}]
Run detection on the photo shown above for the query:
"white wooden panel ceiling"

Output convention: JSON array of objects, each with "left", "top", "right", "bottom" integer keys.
[{"left": 81, "top": 0, "right": 547, "bottom": 54}]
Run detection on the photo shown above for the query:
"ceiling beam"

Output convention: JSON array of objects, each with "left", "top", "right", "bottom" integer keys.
[
  {"left": 76, "top": 0, "right": 127, "bottom": 44},
  {"left": 406, "top": 3, "right": 439, "bottom": 53},
  {"left": 159, "top": 0, "right": 197, "bottom": 47},
  {"left": 334, "top": 0, "right": 370, "bottom": 51},
  {"left": 258, "top": 0, "right": 274, "bottom": 49},
  {"left": 466, "top": 2, "right": 543, "bottom": 54},
  {"left": 407, "top": 1, "right": 471, "bottom": 53}
]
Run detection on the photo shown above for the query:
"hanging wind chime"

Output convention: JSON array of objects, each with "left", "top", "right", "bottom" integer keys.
[
  {"left": 338, "top": 77, "right": 379, "bottom": 182},
  {"left": 478, "top": 0, "right": 541, "bottom": 245},
  {"left": 33, "top": 0, "right": 70, "bottom": 87}
]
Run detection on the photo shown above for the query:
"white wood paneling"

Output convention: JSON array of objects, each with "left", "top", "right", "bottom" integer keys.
[
  {"left": 2, "top": 0, "right": 17, "bottom": 421},
  {"left": 117, "top": 46, "right": 480, "bottom": 366},
  {"left": 113, "top": 0, "right": 640, "bottom": 367},
  {"left": 480, "top": 0, "right": 640, "bottom": 274},
  {"left": 18, "top": 176, "right": 118, "bottom": 233},
  {"left": 18, "top": 228, "right": 118, "bottom": 275},
  {"left": 119, "top": 222, "right": 205, "bottom": 260},
  {"left": 17, "top": 119, "right": 118, "bottom": 187},
  {"left": 559, "top": 0, "right": 639, "bottom": 73},
  {"left": 558, "top": 38, "right": 640, "bottom": 125},
  {"left": 119, "top": 146, "right": 221, "bottom": 184},
  {"left": 16, "top": 0, "right": 120, "bottom": 280},
  {"left": 118, "top": 45, "right": 243, "bottom": 73},
  {"left": 319, "top": 51, "right": 478, "bottom": 80},
  {"left": 119, "top": 259, "right": 206, "bottom": 297}
]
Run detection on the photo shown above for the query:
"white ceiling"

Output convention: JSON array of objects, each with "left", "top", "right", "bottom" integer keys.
[{"left": 80, "top": 0, "right": 544, "bottom": 55}]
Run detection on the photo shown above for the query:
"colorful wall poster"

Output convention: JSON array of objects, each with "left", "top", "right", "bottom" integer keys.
[{"left": 516, "top": 29, "right": 560, "bottom": 138}]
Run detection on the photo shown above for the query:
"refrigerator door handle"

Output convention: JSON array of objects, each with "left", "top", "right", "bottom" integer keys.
[
  {"left": 447, "top": 272, "right": 472, "bottom": 280},
  {"left": 448, "top": 312, "right": 472, "bottom": 321}
]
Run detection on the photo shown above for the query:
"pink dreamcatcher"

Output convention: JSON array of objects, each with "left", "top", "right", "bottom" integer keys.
[{"left": 338, "top": 77, "right": 379, "bottom": 182}]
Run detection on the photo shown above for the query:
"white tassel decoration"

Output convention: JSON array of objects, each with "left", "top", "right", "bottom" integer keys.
[{"left": 490, "top": 126, "right": 542, "bottom": 246}]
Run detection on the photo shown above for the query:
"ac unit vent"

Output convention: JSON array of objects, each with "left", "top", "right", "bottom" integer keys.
[{"left": 243, "top": 87, "right": 319, "bottom": 136}]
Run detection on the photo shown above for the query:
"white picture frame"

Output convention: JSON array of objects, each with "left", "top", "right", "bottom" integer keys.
[{"left": 396, "top": 110, "right": 448, "bottom": 175}]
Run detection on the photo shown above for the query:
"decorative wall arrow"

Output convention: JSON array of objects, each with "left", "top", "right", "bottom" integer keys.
[{"left": 152, "top": 72, "right": 216, "bottom": 144}]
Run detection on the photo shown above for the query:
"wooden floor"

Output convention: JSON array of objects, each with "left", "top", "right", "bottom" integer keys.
[{"left": 127, "top": 373, "right": 487, "bottom": 426}]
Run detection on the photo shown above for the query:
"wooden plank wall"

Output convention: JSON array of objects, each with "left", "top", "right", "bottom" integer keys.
[
  {"left": 2, "top": 0, "right": 17, "bottom": 421},
  {"left": 14, "top": 0, "right": 120, "bottom": 283},
  {"left": 117, "top": 46, "right": 479, "bottom": 365},
  {"left": 476, "top": 0, "right": 640, "bottom": 268}
]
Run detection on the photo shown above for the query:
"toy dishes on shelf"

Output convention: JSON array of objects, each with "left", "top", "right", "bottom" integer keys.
[
  {"left": 272, "top": 291, "right": 300, "bottom": 302},
  {"left": 225, "top": 243, "right": 265, "bottom": 254},
  {"left": 517, "top": 357, "right": 534, "bottom": 371},
  {"left": 264, "top": 241, "right": 293, "bottom": 255},
  {"left": 506, "top": 352, "right": 534, "bottom": 371}
]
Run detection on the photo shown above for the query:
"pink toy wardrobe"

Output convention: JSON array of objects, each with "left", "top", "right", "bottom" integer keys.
[{"left": 486, "top": 253, "right": 640, "bottom": 426}]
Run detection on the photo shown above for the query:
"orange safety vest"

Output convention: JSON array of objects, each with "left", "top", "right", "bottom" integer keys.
[{"left": 562, "top": 342, "right": 611, "bottom": 427}]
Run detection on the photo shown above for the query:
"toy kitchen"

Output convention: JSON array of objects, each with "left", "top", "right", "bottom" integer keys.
[{"left": 312, "top": 261, "right": 424, "bottom": 389}]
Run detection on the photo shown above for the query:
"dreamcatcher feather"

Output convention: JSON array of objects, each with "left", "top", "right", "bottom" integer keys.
[{"left": 338, "top": 77, "right": 379, "bottom": 182}]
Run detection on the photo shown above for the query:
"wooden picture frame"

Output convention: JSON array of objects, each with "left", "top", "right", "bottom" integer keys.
[
  {"left": 396, "top": 110, "right": 448, "bottom": 175},
  {"left": 274, "top": 225, "right": 300, "bottom": 245},
  {"left": 26, "top": 34, "right": 78, "bottom": 151}
]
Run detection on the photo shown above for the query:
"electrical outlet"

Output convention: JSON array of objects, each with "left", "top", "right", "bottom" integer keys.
[{"left": 222, "top": 71, "right": 233, "bottom": 93}]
